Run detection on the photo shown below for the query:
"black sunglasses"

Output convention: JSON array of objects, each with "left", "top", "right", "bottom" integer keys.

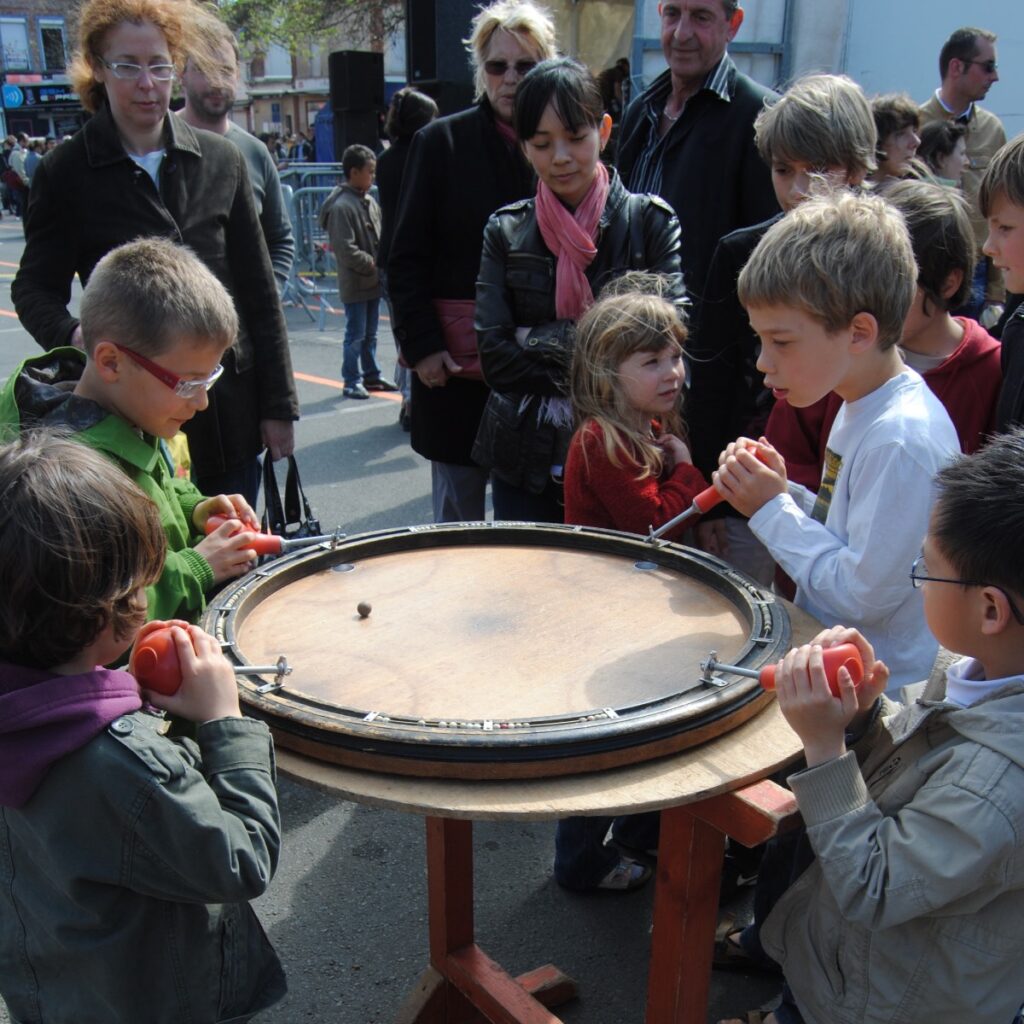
[
  {"left": 483, "top": 59, "right": 537, "bottom": 78},
  {"left": 960, "top": 58, "right": 998, "bottom": 73}
]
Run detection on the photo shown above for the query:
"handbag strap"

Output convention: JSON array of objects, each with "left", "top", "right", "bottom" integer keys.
[
  {"left": 261, "top": 455, "right": 288, "bottom": 536},
  {"left": 283, "top": 456, "right": 320, "bottom": 532}
]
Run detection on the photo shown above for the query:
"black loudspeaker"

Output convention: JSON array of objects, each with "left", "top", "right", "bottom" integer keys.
[
  {"left": 332, "top": 109, "right": 380, "bottom": 159},
  {"left": 329, "top": 50, "right": 384, "bottom": 111},
  {"left": 405, "top": 0, "right": 476, "bottom": 106}
]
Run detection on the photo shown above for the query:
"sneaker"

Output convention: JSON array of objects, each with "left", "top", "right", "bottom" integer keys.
[
  {"left": 364, "top": 376, "right": 398, "bottom": 392},
  {"left": 595, "top": 857, "right": 652, "bottom": 892},
  {"left": 343, "top": 383, "right": 369, "bottom": 399}
]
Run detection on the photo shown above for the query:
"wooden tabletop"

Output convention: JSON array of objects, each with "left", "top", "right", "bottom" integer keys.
[{"left": 276, "top": 601, "right": 820, "bottom": 821}]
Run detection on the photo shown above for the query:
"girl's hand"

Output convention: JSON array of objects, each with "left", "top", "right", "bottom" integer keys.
[
  {"left": 656, "top": 432, "right": 691, "bottom": 469},
  {"left": 134, "top": 618, "right": 190, "bottom": 647},
  {"left": 193, "top": 495, "right": 259, "bottom": 532},
  {"left": 142, "top": 625, "right": 241, "bottom": 722}
]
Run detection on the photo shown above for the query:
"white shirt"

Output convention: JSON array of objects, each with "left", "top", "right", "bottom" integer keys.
[{"left": 750, "top": 370, "right": 959, "bottom": 689}]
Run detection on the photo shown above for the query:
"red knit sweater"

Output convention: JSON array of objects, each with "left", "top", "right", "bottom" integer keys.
[{"left": 563, "top": 420, "right": 707, "bottom": 540}]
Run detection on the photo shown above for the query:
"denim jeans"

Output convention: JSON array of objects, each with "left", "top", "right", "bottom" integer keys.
[
  {"left": 342, "top": 299, "right": 381, "bottom": 387},
  {"left": 553, "top": 812, "right": 660, "bottom": 890}
]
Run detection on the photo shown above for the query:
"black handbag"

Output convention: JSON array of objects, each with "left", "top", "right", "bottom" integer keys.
[{"left": 261, "top": 455, "right": 322, "bottom": 539}]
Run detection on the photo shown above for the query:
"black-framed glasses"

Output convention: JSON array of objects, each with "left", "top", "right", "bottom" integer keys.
[
  {"left": 100, "top": 58, "right": 176, "bottom": 81},
  {"left": 910, "top": 554, "right": 1024, "bottom": 624},
  {"left": 483, "top": 59, "right": 537, "bottom": 78},
  {"left": 960, "top": 58, "right": 998, "bottom": 73},
  {"left": 113, "top": 343, "right": 223, "bottom": 399}
]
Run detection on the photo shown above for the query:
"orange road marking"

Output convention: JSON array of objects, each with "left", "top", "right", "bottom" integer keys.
[{"left": 292, "top": 370, "right": 402, "bottom": 402}]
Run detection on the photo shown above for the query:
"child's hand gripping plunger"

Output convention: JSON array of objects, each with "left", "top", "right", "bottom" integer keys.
[
  {"left": 700, "top": 643, "right": 864, "bottom": 698},
  {"left": 130, "top": 620, "right": 291, "bottom": 696},
  {"left": 648, "top": 442, "right": 776, "bottom": 542},
  {"left": 204, "top": 515, "right": 342, "bottom": 556}
]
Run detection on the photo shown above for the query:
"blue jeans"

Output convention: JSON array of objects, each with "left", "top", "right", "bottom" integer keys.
[
  {"left": 553, "top": 812, "right": 659, "bottom": 890},
  {"left": 342, "top": 299, "right": 381, "bottom": 387},
  {"left": 490, "top": 474, "right": 563, "bottom": 523}
]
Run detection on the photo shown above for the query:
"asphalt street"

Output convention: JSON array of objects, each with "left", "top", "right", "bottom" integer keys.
[{"left": 0, "top": 216, "right": 777, "bottom": 1024}]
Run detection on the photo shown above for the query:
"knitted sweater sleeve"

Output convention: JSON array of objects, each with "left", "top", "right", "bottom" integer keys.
[{"left": 564, "top": 422, "right": 707, "bottom": 538}]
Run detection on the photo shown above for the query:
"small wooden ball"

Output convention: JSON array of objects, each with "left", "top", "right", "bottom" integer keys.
[{"left": 357, "top": 601, "right": 372, "bottom": 619}]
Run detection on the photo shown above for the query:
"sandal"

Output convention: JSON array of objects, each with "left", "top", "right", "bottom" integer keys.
[
  {"left": 712, "top": 928, "right": 783, "bottom": 976},
  {"left": 596, "top": 857, "right": 652, "bottom": 892}
]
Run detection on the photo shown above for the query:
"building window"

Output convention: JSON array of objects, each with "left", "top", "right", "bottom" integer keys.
[
  {"left": 38, "top": 18, "right": 67, "bottom": 71},
  {"left": 1, "top": 17, "right": 31, "bottom": 71}
]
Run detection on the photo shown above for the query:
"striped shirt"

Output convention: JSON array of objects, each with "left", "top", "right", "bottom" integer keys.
[{"left": 626, "top": 55, "right": 735, "bottom": 199}]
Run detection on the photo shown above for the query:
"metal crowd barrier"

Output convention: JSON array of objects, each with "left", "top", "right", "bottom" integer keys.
[{"left": 281, "top": 184, "right": 340, "bottom": 331}]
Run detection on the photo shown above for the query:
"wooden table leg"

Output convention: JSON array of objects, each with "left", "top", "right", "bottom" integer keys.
[
  {"left": 397, "top": 816, "right": 575, "bottom": 1024},
  {"left": 645, "top": 804, "right": 725, "bottom": 1024}
]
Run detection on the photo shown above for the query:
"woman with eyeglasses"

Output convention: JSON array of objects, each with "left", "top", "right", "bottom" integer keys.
[
  {"left": 387, "top": 0, "right": 557, "bottom": 523},
  {"left": 11, "top": 0, "right": 298, "bottom": 508}
]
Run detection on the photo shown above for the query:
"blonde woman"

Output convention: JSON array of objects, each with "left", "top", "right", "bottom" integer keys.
[{"left": 387, "top": 0, "right": 557, "bottom": 522}]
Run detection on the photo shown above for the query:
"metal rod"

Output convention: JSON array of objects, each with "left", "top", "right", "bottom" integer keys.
[
  {"left": 647, "top": 501, "right": 699, "bottom": 543},
  {"left": 279, "top": 529, "right": 346, "bottom": 552},
  {"left": 699, "top": 650, "right": 760, "bottom": 686}
]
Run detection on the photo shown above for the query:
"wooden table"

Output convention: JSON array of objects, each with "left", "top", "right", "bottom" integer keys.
[{"left": 276, "top": 602, "right": 818, "bottom": 1024}]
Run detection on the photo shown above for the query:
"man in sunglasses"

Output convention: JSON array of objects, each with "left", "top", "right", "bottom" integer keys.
[{"left": 920, "top": 27, "right": 1007, "bottom": 325}]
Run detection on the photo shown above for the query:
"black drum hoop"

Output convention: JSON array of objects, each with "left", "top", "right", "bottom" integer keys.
[{"left": 202, "top": 522, "right": 791, "bottom": 778}]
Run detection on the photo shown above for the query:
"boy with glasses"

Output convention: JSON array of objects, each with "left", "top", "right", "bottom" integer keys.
[
  {"left": 720, "top": 428, "right": 1024, "bottom": 1024},
  {"left": 0, "top": 237, "right": 263, "bottom": 624}
]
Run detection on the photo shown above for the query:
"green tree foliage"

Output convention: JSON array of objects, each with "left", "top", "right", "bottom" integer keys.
[{"left": 218, "top": 0, "right": 404, "bottom": 55}]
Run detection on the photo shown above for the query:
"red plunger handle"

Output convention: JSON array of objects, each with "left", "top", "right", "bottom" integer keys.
[
  {"left": 759, "top": 643, "right": 864, "bottom": 697},
  {"left": 205, "top": 514, "right": 282, "bottom": 555},
  {"left": 692, "top": 445, "right": 773, "bottom": 514}
]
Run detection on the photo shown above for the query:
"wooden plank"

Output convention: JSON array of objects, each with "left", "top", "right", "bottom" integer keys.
[
  {"left": 514, "top": 965, "right": 578, "bottom": 1009},
  {"left": 646, "top": 806, "right": 724, "bottom": 1024},
  {"left": 427, "top": 818, "right": 475, "bottom": 963},
  {"left": 685, "top": 779, "right": 800, "bottom": 848},
  {"left": 446, "top": 945, "right": 564, "bottom": 1024},
  {"left": 393, "top": 966, "right": 487, "bottom": 1024}
]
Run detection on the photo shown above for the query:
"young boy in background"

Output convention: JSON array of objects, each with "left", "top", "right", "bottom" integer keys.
[
  {"left": 721, "top": 429, "right": 1024, "bottom": 1024},
  {"left": 0, "top": 237, "right": 262, "bottom": 623},
  {"left": 0, "top": 432, "right": 285, "bottom": 1024},
  {"left": 687, "top": 74, "right": 877, "bottom": 580},
  {"left": 714, "top": 190, "right": 959, "bottom": 690},
  {"left": 322, "top": 143, "right": 397, "bottom": 399},
  {"left": 982, "top": 135, "right": 1024, "bottom": 430}
]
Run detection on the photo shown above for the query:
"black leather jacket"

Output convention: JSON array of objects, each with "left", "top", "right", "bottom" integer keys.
[
  {"left": 473, "top": 170, "right": 684, "bottom": 494},
  {"left": 12, "top": 104, "right": 298, "bottom": 476}
]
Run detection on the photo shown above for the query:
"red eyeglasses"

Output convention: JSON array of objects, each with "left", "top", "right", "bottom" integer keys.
[{"left": 114, "top": 343, "right": 224, "bottom": 399}]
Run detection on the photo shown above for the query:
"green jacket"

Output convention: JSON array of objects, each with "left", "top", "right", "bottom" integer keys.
[{"left": 0, "top": 348, "right": 214, "bottom": 621}]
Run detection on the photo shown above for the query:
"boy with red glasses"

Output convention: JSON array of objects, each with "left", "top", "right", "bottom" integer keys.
[{"left": 0, "top": 236, "right": 262, "bottom": 623}]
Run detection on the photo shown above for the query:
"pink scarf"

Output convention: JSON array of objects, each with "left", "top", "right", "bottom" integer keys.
[
  {"left": 536, "top": 160, "right": 610, "bottom": 320},
  {"left": 494, "top": 117, "right": 518, "bottom": 149}
]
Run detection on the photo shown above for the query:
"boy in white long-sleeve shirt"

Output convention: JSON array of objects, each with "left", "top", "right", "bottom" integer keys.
[{"left": 714, "top": 189, "right": 959, "bottom": 690}]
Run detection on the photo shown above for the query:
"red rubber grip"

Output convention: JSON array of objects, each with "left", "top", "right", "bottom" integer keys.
[
  {"left": 205, "top": 514, "right": 282, "bottom": 555},
  {"left": 759, "top": 643, "right": 864, "bottom": 697},
  {"left": 129, "top": 624, "right": 185, "bottom": 695},
  {"left": 693, "top": 445, "right": 772, "bottom": 514}
]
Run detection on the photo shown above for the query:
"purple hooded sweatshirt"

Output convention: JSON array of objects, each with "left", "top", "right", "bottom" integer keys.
[{"left": 0, "top": 661, "right": 142, "bottom": 808}]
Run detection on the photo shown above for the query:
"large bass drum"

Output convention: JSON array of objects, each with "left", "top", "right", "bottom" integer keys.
[{"left": 202, "top": 523, "right": 790, "bottom": 779}]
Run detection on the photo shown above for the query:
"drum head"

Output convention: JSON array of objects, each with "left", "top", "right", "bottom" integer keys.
[{"left": 203, "top": 523, "right": 790, "bottom": 779}]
